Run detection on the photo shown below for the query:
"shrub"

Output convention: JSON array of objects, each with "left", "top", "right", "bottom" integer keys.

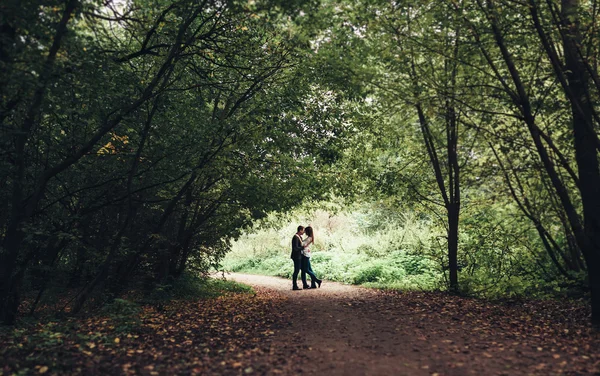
[
  {"left": 102, "top": 298, "right": 141, "bottom": 317},
  {"left": 353, "top": 263, "right": 385, "bottom": 284},
  {"left": 144, "top": 272, "right": 253, "bottom": 306}
]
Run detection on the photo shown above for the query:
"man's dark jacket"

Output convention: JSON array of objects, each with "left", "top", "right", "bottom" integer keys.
[{"left": 290, "top": 234, "right": 304, "bottom": 260}]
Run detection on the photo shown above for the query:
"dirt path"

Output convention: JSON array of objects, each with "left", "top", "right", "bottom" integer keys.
[
  {"left": 225, "top": 273, "right": 426, "bottom": 375},
  {"left": 2, "top": 273, "right": 598, "bottom": 375},
  {"left": 224, "top": 273, "right": 600, "bottom": 376}
]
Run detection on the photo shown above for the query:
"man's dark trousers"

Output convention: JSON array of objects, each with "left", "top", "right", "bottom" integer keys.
[
  {"left": 291, "top": 233, "right": 305, "bottom": 289},
  {"left": 292, "top": 257, "right": 304, "bottom": 289}
]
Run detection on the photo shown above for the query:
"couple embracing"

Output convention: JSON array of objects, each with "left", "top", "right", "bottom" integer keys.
[{"left": 290, "top": 225, "right": 323, "bottom": 290}]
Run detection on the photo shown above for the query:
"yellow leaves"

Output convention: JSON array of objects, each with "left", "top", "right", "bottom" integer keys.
[
  {"left": 144, "top": 365, "right": 159, "bottom": 376},
  {"left": 112, "top": 133, "right": 129, "bottom": 144},
  {"left": 97, "top": 133, "right": 130, "bottom": 155},
  {"left": 97, "top": 141, "right": 115, "bottom": 155},
  {"left": 126, "top": 348, "right": 145, "bottom": 355},
  {"left": 38, "top": 366, "right": 49, "bottom": 374},
  {"left": 114, "top": 337, "right": 120, "bottom": 344}
]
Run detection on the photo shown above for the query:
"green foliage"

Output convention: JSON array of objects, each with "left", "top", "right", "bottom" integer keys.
[
  {"left": 0, "top": 0, "right": 358, "bottom": 322},
  {"left": 1, "top": 0, "right": 595, "bottom": 325},
  {"left": 102, "top": 298, "right": 141, "bottom": 317},
  {"left": 144, "top": 273, "right": 253, "bottom": 306},
  {"left": 222, "top": 201, "right": 583, "bottom": 299},
  {"left": 352, "top": 262, "right": 387, "bottom": 284},
  {"left": 222, "top": 205, "right": 446, "bottom": 290}
]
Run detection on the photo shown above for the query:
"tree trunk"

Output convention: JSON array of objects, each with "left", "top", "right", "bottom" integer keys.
[
  {"left": 561, "top": 0, "right": 600, "bottom": 324},
  {"left": 29, "top": 239, "right": 68, "bottom": 315},
  {"left": 447, "top": 203, "right": 459, "bottom": 291},
  {"left": 407, "top": 11, "right": 462, "bottom": 292},
  {"left": 0, "top": 0, "right": 78, "bottom": 326},
  {"left": 479, "top": 0, "right": 600, "bottom": 323},
  {"left": 588, "top": 253, "right": 600, "bottom": 325},
  {"left": 115, "top": 172, "right": 197, "bottom": 291}
]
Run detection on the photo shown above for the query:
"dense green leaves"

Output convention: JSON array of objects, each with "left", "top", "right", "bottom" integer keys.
[
  {"left": 0, "top": 0, "right": 356, "bottom": 323},
  {"left": 2, "top": 0, "right": 600, "bottom": 326}
]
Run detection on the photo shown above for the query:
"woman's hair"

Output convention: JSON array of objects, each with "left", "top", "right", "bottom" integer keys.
[{"left": 305, "top": 226, "right": 314, "bottom": 240}]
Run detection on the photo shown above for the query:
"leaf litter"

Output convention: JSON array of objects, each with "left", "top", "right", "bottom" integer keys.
[{"left": 1, "top": 275, "right": 599, "bottom": 375}]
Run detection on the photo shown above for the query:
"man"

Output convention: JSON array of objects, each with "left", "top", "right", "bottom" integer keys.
[{"left": 290, "top": 226, "right": 305, "bottom": 290}]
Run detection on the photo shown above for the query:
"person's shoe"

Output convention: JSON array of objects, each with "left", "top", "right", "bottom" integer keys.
[
  {"left": 303, "top": 285, "right": 311, "bottom": 289},
  {"left": 293, "top": 286, "right": 301, "bottom": 291},
  {"left": 310, "top": 284, "right": 317, "bottom": 288},
  {"left": 317, "top": 280, "right": 322, "bottom": 288}
]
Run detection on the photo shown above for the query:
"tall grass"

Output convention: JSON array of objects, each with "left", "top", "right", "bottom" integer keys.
[
  {"left": 221, "top": 202, "right": 581, "bottom": 299},
  {"left": 221, "top": 207, "right": 445, "bottom": 291}
]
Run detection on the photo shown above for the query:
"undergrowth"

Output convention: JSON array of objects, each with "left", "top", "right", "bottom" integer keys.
[{"left": 221, "top": 204, "right": 580, "bottom": 300}]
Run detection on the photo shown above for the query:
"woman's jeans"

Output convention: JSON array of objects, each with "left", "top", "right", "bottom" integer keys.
[{"left": 301, "top": 256, "right": 319, "bottom": 287}]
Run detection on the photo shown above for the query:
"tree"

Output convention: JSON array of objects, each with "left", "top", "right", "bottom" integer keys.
[
  {"left": 446, "top": 0, "right": 600, "bottom": 324},
  {"left": 0, "top": 0, "right": 352, "bottom": 323}
]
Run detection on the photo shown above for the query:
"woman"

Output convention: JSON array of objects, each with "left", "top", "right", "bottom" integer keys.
[{"left": 301, "top": 226, "right": 322, "bottom": 289}]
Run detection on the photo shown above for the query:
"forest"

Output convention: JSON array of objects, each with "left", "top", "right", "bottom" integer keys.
[{"left": 1, "top": 0, "right": 600, "bottom": 333}]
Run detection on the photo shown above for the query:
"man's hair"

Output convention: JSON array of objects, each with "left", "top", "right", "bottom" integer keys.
[{"left": 297, "top": 225, "right": 305, "bottom": 232}]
